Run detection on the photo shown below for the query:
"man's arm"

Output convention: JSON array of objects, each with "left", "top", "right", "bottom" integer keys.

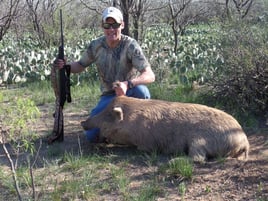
[
  {"left": 55, "top": 59, "right": 85, "bottom": 74},
  {"left": 69, "top": 61, "right": 85, "bottom": 73},
  {"left": 113, "top": 66, "right": 155, "bottom": 96},
  {"left": 130, "top": 66, "right": 155, "bottom": 86}
]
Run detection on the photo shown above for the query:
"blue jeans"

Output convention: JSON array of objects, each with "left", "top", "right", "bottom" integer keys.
[{"left": 85, "top": 85, "right": 151, "bottom": 141}]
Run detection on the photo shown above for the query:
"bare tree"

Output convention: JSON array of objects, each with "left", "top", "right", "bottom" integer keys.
[
  {"left": 166, "top": 0, "right": 205, "bottom": 52},
  {"left": 0, "top": 0, "right": 21, "bottom": 41},
  {"left": 25, "top": 0, "right": 58, "bottom": 46},
  {"left": 119, "top": 0, "right": 165, "bottom": 41},
  {"left": 117, "top": 0, "right": 134, "bottom": 36},
  {"left": 131, "top": 0, "right": 154, "bottom": 42},
  {"left": 79, "top": 0, "right": 106, "bottom": 15},
  {"left": 231, "top": 0, "right": 254, "bottom": 19},
  {"left": 221, "top": 0, "right": 254, "bottom": 19},
  {"left": 168, "top": 0, "right": 191, "bottom": 52}
]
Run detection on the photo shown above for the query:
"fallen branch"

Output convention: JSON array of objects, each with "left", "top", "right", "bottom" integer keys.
[{"left": 2, "top": 143, "right": 22, "bottom": 201}]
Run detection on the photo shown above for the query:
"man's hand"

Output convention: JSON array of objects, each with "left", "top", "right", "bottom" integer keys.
[
  {"left": 113, "top": 80, "right": 128, "bottom": 96},
  {"left": 53, "top": 58, "right": 66, "bottom": 69}
]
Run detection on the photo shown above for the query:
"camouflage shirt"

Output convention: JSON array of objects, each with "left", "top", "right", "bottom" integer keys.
[{"left": 78, "top": 34, "right": 150, "bottom": 94}]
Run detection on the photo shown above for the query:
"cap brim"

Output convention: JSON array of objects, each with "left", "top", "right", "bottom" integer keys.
[{"left": 103, "top": 15, "right": 121, "bottom": 23}]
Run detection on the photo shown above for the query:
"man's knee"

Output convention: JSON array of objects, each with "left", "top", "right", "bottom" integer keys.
[
  {"left": 90, "top": 94, "right": 115, "bottom": 117},
  {"left": 127, "top": 85, "right": 151, "bottom": 99}
]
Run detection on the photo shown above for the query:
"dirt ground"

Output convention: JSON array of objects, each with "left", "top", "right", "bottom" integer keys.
[
  {"left": 184, "top": 133, "right": 268, "bottom": 201},
  {"left": 1, "top": 105, "right": 268, "bottom": 201},
  {"left": 46, "top": 107, "right": 268, "bottom": 201}
]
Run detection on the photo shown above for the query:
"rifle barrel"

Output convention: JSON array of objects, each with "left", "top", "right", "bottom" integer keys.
[{"left": 59, "top": 9, "right": 64, "bottom": 59}]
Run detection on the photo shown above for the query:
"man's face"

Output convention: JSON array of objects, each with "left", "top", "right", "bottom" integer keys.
[{"left": 103, "top": 17, "right": 124, "bottom": 44}]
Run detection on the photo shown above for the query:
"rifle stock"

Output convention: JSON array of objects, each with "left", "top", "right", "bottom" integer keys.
[{"left": 48, "top": 9, "right": 71, "bottom": 144}]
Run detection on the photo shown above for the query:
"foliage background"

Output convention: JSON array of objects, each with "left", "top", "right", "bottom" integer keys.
[{"left": 0, "top": 0, "right": 267, "bottom": 124}]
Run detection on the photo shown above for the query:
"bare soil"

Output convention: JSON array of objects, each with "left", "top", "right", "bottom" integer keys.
[{"left": 1, "top": 104, "right": 268, "bottom": 201}]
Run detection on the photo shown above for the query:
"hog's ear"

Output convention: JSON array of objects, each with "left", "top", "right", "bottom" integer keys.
[{"left": 113, "top": 106, "right": 123, "bottom": 121}]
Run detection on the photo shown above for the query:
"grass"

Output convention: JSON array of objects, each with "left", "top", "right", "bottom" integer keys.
[
  {"left": 131, "top": 181, "right": 162, "bottom": 201},
  {"left": 0, "top": 137, "right": 193, "bottom": 200},
  {"left": 158, "top": 156, "right": 193, "bottom": 179}
]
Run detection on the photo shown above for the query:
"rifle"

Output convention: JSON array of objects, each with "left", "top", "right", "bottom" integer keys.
[{"left": 49, "top": 9, "right": 72, "bottom": 144}]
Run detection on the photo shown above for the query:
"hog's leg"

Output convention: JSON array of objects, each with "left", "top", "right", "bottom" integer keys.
[{"left": 188, "top": 144, "right": 207, "bottom": 162}]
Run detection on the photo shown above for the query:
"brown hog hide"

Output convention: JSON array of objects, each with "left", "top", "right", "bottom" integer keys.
[{"left": 81, "top": 96, "right": 250, "bottom": 162}]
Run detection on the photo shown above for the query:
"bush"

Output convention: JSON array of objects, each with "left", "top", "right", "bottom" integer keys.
[{"left": 207, "top": 21, "right": 268, "bottom": 123}]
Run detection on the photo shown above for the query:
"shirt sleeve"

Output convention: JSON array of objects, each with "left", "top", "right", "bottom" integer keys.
[
  {"left": 78, "top": 40, "right": 96, "bottom": 68},
  {"left": 127, "top": 39, "right": 151, "bottom": 72}
]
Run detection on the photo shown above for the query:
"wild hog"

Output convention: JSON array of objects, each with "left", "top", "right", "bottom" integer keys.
[{"left": 81, "top": 96, "right": 249, "bottom": 162}]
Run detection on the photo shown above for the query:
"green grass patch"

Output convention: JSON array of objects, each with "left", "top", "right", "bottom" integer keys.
[
  {"left": 131, "top": 181, "right": 163, "bottom": 201},
  {"left": 159, "top": 156, "right": 193, "bottom": 179}
]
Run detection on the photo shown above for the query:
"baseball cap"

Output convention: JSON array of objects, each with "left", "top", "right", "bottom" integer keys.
[{"left": 102, "top": 7, "right": 123, "bottom": 23}]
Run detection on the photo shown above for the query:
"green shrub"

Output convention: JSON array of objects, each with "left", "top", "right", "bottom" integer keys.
[
  {"left": 207, "top": 21, "right": 268, "bottom": 122},
  {"left": 0, "top": 94, "right": 40, "bottom": 153}
]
